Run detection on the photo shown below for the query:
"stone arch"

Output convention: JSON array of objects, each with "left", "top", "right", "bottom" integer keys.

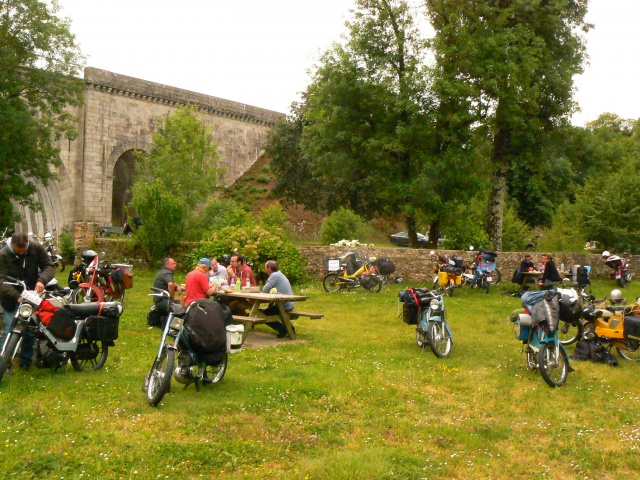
[{"left": 111, "top": 149, "right": 140, "bottom": 226}]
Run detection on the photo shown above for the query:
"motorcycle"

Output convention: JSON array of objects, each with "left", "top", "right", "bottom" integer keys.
[
  {"left": 43, "top": 231, "right": 65, "bottom": 272},
  {"left": 430, "top": 252, "right": 462, "bottom": 297},
  {"left": 511, "top": 290, "right": 575, "bottom": 388},
  {"left": 323, "top": 252, "right": 382, "bottom": 293},
  {"left": 369, "top": 256, "right": 396, "bottom": 285},
  {"left": 143, "top": 288, "right": 241, "bottom": 407},
  {"left": 601, "top": 251, "right": 632, "bottom": 288},
  {"left": 70, "top": 250, "right": 130, "bottom": 304},
  {"left": 555, "top": 279, "right": 587, "bottom": 346},
  {"left": 581, "top": 294, "right": 640, "bottom": 361},
  {"left": 0, "top": 277, "right": 123, "bottom": 381},
  {"left": 413, "top": 289, "right": 453, "bottom": 358}
]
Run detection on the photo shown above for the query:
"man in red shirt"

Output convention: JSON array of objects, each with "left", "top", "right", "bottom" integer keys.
[
  {"left": 184, "top": 258, "right": 219, "bottom": 306},
  {"left": 226, "top": 254, "right": 256, "bottom": 287}
]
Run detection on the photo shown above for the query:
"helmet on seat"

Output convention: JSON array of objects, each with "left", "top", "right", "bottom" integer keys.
[
  {"left": 610, "top": 289, "right": 623, "bottom": 304},
  {"left": 44, "top": 232, "right": 53, "bottom": 242},
  {"left": 602, "top": 251, "right": 611, "bottom": 258},
  {"left": 81, "top": 249, "right": 98, "bottom": 265}
]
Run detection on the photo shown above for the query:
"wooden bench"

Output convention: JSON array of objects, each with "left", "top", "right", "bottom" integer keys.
[
  {"left": 232, "top": 315, "right": 269, "bottom": 342},
  {"left": 287, "top": 311, "right": 324, "bottom": 320}
]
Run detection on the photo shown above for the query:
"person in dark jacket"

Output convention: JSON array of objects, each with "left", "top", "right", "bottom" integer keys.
[
  {"left": 0, "top": 232, "right": 56, "bottom": 370},
  {"left": 539, "top": 254, "right": 562, "bottom": 288}
]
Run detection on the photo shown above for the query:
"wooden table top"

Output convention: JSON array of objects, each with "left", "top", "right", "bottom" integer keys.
[{"left": 215, "top": 291, "right": 309, "bottom": 302}]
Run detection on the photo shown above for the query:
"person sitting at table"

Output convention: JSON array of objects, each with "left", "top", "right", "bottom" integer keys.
[
  {"left": 539, "top": 254, "right": 561, "bottom": 289},
  {"left": 153, "top": 257, "right": 182, "bottom": 310},
  {"left": 208, "top": 257, "right": 229, "bottom": 286},
  {"left": 516, "top": 254, "right": 536, "bottom": 291},
  {"left": 262, "top": 260, "right": 295, "bottom": 338},
  {"left": 226, "top": 254, "right": 256, "bottom": 287},
  {"left": 184, "top": 258, "right": 219, "bottom": 306}
]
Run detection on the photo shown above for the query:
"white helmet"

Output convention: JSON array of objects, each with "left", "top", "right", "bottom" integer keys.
[
  {"left": 602, "top": 251, "right": 611, "bottom": 258},
  {"left": 610, "top": 289, "right": 623, "bottom": 304},
  {"left": 44, "top": 232, "right": 53, "bottom": 242}
]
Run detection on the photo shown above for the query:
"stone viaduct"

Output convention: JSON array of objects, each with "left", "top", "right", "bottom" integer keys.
[{"left": 15, "top": 67, "right": 283, "bottom": 239}]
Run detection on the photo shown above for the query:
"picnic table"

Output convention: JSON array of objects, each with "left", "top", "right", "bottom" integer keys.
[
  {"left": 520, "top": 271, "right": 543, "bottom": 291},
  {"left": 215, "top": 291, "right": 323, "bottom": 342}
]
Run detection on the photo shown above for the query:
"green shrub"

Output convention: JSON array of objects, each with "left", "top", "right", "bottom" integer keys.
[
  {"left": 257, "top": 202, "right": 291, "bottom": 236},
  {"left": 256, "top": 174, "right": 271, "bottom": 184},
  {"left": 58, "top": 227, "right": 77, "bottom": 262},
  {"left": 261, "top": 164, "right": 271, "bottom": 173},
  {"left": 190, "top": 225, "right": 306, "bottom": 284},
  {"left": 189, "top": 197, "right": 252, "bottom": 239},
  {"left": 319, "top": 208, "right": 367, "bottom": 245}
]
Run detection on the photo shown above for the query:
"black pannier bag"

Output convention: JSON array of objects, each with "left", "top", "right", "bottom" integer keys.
[
  {"left": 374, "top": 257, "right": 396, "bottom": 275},
  {"left": 47, "top": 307, "right": 77, "bottom": 341},
  {"left": 577, "top": 266, "right": 591, "bottom": 287},
  {"left": 360, "top": 274, "right": 378, "bottom": 290},
  {"left": 452, "top": 256, "right": 464, "bottom": 269},
  {"left": 183, "top": 298, "right": 227, "bottom": 366},
  {"left": 400, "top": 288, "right": 431, "bottom": 325},
  {"left": 86, "top": 315, "right": 120, "bottom": 342},
  {"left": 623, "top": 315, "right": 640, "bottom": 341}
]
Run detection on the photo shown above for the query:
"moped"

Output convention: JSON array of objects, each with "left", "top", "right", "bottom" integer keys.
[
  {"left": 582, "top": 300, "right": 640, "bottom": 361},
  {"left": 409, "top": 289, "right": 453, "bottom": 358},
  {"left": 323, "top": 252, "right": 382, "bottom": 293}
]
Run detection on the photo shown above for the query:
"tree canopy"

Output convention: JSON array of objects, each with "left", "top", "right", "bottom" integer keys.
[{"left": 0, "top": 0, "right": 85, "bottom": 227}]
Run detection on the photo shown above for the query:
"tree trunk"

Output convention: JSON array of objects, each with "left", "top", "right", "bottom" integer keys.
[
  {"left": 406, "top": 214, "right": 419, "bottom": 248},
  {"left": 427, "top": 220, "right": 440, "bottom": 249},
  {"left": 486, "top": 164, "right": 507, "bottom": 251}
]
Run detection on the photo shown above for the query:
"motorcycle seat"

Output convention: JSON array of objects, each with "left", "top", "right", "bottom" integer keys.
[{"left": 65, "top": 303, "right": 103, "bottom": 316}]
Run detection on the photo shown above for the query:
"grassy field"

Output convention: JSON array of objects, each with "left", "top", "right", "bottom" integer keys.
[{"left": 1, "top": 270, "right": 639, "bottom": 479}]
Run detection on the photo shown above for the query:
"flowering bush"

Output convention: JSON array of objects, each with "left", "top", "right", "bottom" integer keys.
[
  {"left": 329, "top": 239, "right": 374, "bottom": 247},
  {"left": 189, "top": 225, "right": 306, "bottom": 284}
]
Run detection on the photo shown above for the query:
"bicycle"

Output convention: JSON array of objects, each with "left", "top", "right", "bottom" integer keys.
[{"left": 323, "top": 252, "right": 382, "bottom": 293}]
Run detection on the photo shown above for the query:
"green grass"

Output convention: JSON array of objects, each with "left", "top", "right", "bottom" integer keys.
[{"left": 1, "top": 273, "right": 639, "bottom": 479}]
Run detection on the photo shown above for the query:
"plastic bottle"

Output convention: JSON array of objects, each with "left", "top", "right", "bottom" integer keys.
[
  {"left": 235, "top": 278, "right": 241, "bottom": 292},
  {"left": 560, "top": 263, "right": 565, "bottom": 273},
  {"left": 245, "top": 277, "right": 251, "bottom": 288}
]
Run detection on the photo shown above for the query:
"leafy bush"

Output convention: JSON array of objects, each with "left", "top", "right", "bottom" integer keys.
[
  {"left": 318, "top": 208, "right": 367, "bottom": 245},
  {"left": 189, "top": 197, "right": 252, "bottom": 239},
  {"left": 257, "top": 202, "right": 292, "bottom": 236},
  {"left": 190, "top": 225, "right": 306, "bottom": 283},
  {"left": 256, "top": 174, "right": 271, "bottom": 184},
  {"left": 58, "top": 226, "right": 77, "bottom": 262},
  {"left": 501, "top": 204, "right": 533, "bottom": 251}
]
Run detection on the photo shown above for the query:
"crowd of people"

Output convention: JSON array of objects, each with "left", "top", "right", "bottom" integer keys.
[{"left": 152, "top": 254, "right": 295, "bottom": 337}]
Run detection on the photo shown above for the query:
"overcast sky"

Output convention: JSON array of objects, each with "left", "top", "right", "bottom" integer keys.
[{"left": 56, "top": 0, "right": 640, "bottom": 127}]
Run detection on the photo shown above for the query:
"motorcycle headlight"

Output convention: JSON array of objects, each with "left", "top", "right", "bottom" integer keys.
[
  {"left": 430, "top": 299, "right": 440, "bottom": 310},
  {"left": 18, "top": 304, "right": 33, "bottom": 318}
]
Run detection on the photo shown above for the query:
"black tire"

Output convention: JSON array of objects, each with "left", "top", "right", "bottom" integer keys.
[
  {"left": 494, "top": 269, "right": 502, "bottom": 285},
  {"left": 538, "top": 342, "right": 569, "bottom": 388},
  {"left": 617, "top": 340, "right": 640, "bottom": 361},
  {"left": 363, "top": 275, "right": 382, "bottom": 293},
  {"left": 416, "top": 328, "right": 427, "bottom": 348},
  {"left": 0, "top": 332, "right": 21, "bottom": 382},
  {"left": 70, "top": 336, "right": 109, "bottom": 371},
  {"left": 378, "top": 274, "right": 389, "bottom": 285},
  {"left": 583, "top": 321, "right": 595, "bottom": 339},
  {"left": 483, "top": 277, "right": 490, "bottom": 294},
  {"left": 426, "top": 321, "right": 452, "bottom": 358},
  {"left": 146, "top": 347, "right": 175, "bottom": 406},
  {"left": 322, "top": 273, "right": 342, "bottom": 293},
  {"left": 558, "top": 321, "right": 583, "bottom": 346},
  {"left": 617, "top": 277, "right": 626, "bottom": 288},
  {"left": 203, "top": 354, "right": 228, "bottom": 384}
]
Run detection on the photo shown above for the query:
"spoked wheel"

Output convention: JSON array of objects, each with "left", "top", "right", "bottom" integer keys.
[
  {"left": 416, "top": 328, "right": 427, "bottom": 348},
  {"left": 0, "top": 332, "right": 21, "bottom": 382},
  {"left": 202, "top": 354, "right": 228, "bottom": 384},
  {"left": 426, "top": 321, "right": 452, "bottom": 358},
  {"left": 583, "top": 322, "right": 595, "bottom": 339},
  {"left": 70, "top": 336, "right": 109, "bottom": 371},
  {"left": 538, "top": 342, "right": 569, "bottom": 388},
  {"left": 617, "top": 340, "right": 640, "bottom": 361},
  {"left": 322, "top": 273, "right": 342, "bottom": 293},
  {"left": 525, "top": 347, "right": 538, "bottom": 371},
  {"left": 146, "top": 347, "right": 175, "bottom": 406},
  {"left": 377, "top": 274, "right": 389, "bottom": 285},
  {"left": 558, "top": 321, "right": 583, "bottom": 346},
  {"left": 71, "top": 286, "right": 102, "bottom": 304},
  {"left": 363, "top": 276, "right": 382, "bottom": 293}
]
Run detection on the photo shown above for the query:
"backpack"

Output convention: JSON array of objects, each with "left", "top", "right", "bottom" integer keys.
[
  {"left": 572, "top": 339, "right": 618, "bottom": 366},
  {"left": 183, "top": 298, "right": 227, "bottom": 366},
  {"left": 512, "top": 267, "right": 522, "bottom": 285},
  {"left": 374, "top": 257, "right": 396, "bottom": 275},
  {"left": 400, "top": 287, "right": 431, "bottom": 325}
]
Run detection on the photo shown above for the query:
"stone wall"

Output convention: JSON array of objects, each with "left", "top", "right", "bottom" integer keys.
[{"left": 89, "top": 239, "right": 638, "bottom": 283}]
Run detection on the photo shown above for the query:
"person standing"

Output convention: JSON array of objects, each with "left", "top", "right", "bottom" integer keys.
[
  {"left": 226, "top": 254, "right": 256, "bottom": 287},
  {"left": 0, "top": 232, "right": 56, "bottom": 371},
  {"left": 153, "top": 258, "right": 182, "bottom": 309},
  {"left": 539, "top": 254, "right": 561, "bottom": 288},
  {"left": 262, "top": 260, "right": 295, "bottom": 338},
  {"left": 184, "top": 258, "right": 219, "bottom": 306}
]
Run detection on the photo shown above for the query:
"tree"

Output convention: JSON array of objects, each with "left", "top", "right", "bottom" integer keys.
[
  {"left": 0, "top": 0, "right": 85, "bottom": 227},
  {"left": 426, "top": 0, "right": 590, "bottom": 249}
]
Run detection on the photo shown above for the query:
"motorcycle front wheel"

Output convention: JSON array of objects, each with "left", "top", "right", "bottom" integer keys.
[
  {"left": 617, "top": 340, "right": 640, "bottom": 361},
  {"left": 426, "top": 321, "right": 452, "bottom": 358},
  {"left": 617, "top": 277, "right": 626, "bottom": 288},
  {"left": 538, "top": 342, "right": 569, "bottom": 388},
  {"left": 0, "top": 332, "right": 21, "bottom": 381},
  {"left": 525, "top": 347, "right": 538, "bottom": 371},
  {"left": 483, "top": 277, "right": 490, "bottom": 294},
  {"left": 322, "top": 273, "right": 342, "bottom": 293},
  {"left": 70, "top": 336, "right": 109, "bottom": 371},
  {"left": 146, "top": 347, "right": 175, "bottom": 406},
  {"left": 203, "top": 354, "right": 228, "bottom": 384},
  {"left": 445, "top": 281, "right": 455, "bottom": 297},
  {"left": 558, "top": 321, "right": 583, "bottom": 346}
]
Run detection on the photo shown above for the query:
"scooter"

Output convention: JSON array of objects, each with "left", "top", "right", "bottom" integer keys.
[
  {"left": 602, "top": 251, "right": 633, "bottom": 288},
  {"left": 430, "top": 252, "right": 462, "bottom": 297},
  {"left": 582, "top": 299, "right": 640, "bottom": 361}
]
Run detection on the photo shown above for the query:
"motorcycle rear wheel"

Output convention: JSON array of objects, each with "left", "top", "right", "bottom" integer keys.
[
  {"left": 202, "top": 354, "right": 228, "bottom": 384},
  {"left": 377, "top": 274, "right": 389, "bottom": 285},
  {"left": 427, "top": 321, "right": 452, "bottom": 358},
  {"left": 617, "top": 340, "right": 640, "bottom": 361},
  {"left": 558, "top": 321, "right": 583, "bottom": 346},
  {"left": 322, "top": 273, "right": 342, "bottom": 293},
  {"left": 71, "top": 286, "right": 102, "bottom": 304},
  {"left": 538, "top": 342, "right": 568, "bottom": 388},
  {"left": 0, "top": 333, "right": 20, "bottom": 382},
  {"left": 70, "top": 336, "right": 109, "bottom": 371},
  {"left": 146, "top": 347, "right": 175, "bottom": 406}
]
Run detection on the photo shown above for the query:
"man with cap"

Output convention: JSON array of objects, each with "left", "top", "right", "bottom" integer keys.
[{"left": 184, "top": 258, "right": 219, "bottom": 306}]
